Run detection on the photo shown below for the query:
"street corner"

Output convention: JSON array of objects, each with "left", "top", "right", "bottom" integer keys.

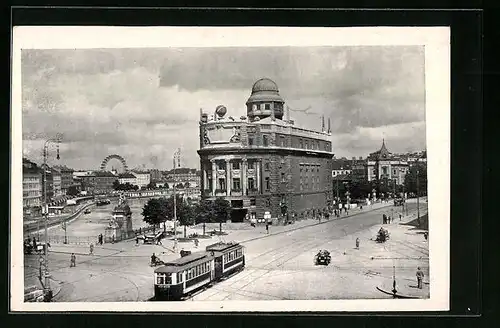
[{"left": 377, "top": 279, "right": 430, "bottom": 299}]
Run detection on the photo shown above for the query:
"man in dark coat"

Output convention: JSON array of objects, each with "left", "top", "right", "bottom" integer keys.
[
  {"left": 383, "top": 214, "right": 387, "bottom": 224},
  {"left": 416, "top": 267, "right": 425, "bottom": 289}
]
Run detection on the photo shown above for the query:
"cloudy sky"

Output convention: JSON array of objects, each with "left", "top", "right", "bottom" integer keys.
[{"left": 21, "top": 46, "right": 426, "bottom": 170}]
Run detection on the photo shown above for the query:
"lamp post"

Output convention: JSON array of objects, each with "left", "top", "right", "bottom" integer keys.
[
  {"left": 172, "top": 148, "right": 181, "bottom": 252},
  {"left": 416, "top": 157, "right": 421, "bottom": 227},
  {"left": 392, "top": 264, "right": 398, "bottom": 298},
  {"left": 41, "top": 134, "right": 62, "bottom": 302}
]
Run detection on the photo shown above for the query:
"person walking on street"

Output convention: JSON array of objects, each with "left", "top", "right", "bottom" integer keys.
[
  {"left": 70, "top": 253, "right": 76, "bottom": 267},
  {"left": 32, "top": 237, "right": 37, "bottom": 251},
  {"left": 383, "top": 214, "right": 387, "bottom": 224},
  {"left": 416, "top": 267, "right": 425, "bottom": 289},
  {"left": 89, "top": 243, "right": 94, "bottom": 255},
  {"left": 355, "top": 237, "right": 360, "bottom": 249},
  {"left": 265, "top": 223, "right": 269, "bottom": 234},
  {"left": 194, "top": 239, "right": 199, "bottom": 248},
  {"left": 136, "top": 235, "right": 140, "bottom": 245}
]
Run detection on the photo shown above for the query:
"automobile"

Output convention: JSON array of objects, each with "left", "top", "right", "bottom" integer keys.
[{"left": 314, "top": 250, "right": 331, "bottom": 266}]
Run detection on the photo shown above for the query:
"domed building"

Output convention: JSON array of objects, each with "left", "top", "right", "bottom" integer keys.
[{"left": 198, "top": 78, "right": 334, "bottom": 224}]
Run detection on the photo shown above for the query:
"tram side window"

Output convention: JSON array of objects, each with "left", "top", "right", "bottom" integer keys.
[
  {"left": 177, "top": 272, "right": 183, "bottom": 283},
  {"left": 156, "top": 274, "right": 164, "bottom": 285},
  {"left": 165, "top": 274, "right": 172, "bottom": 284}
]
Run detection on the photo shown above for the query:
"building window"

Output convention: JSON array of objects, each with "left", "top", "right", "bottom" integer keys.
[
  {"left": 233, "top": 178, "right": 241, "bottom": 190},
  {"left": 232, "top": 162, "right": 240, "bottom": 170},
  {"left": 250, "top": 199, "right": 256, "bottom": 206},
  {"left": 305, "top": 140, "right": 308, "bottom": 149},
  {"left": 260, "top": 103, "right": 266, "bottom": 110},
  {"left": 248, "top": 178, "right": 255, "bottom": 190},
  {"left": 264, "top": 103, "right": 270, "bottom": 110},
  {"left": 248, "top": 137, "right": 254, "bottom": 146},
  {"left": 280, "top": 136, "right": 286, "bottom": 147},
  {"left": 253, "top": 104, "right": 257, "bottom": 110},
  {"left": 263, "top": 135, "right": 269, "bottom": 146},
  {"left": 265, "top": 177, "right": 270, "bottom": 190},
  {"left": 217, "top": 162, "right": 225, "bottom": 170},
  {"left": 265, "top": 162, "right": 270, "bottom": 171},
  {"left": 218, "top": 178, "right": 226, "bottom": 190},
  {"left": 281, "top": 172, "right": 286, "bottom": 182},
  {"left": 393, "top": 169, "right": 397, "bottom": 175},
  {"left": 247, "top": 161, "right": 255, "bottom": 169},
  {"left": 299, "top": 139, "right": 303, "bottom": 148}
]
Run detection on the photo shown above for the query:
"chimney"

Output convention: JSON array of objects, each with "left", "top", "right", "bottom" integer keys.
[{"left": 327, "top": 118, "right": 331, "bottom": 133}]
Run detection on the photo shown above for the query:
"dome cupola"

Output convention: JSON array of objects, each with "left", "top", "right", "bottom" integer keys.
[{"left": 246, "top": 78, "right": 285, "bottom": 121}]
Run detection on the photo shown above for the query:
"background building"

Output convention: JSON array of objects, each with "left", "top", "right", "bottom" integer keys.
[
  {"left": 53, "top": 165, "right": 74, "bottom": 195},
  {"left": 22, "top": 158, "right": 42, "bottom": 217},
  {"left": 118, "top": 172, "right": 137, "bottom": 185},
  {"left": 198, "top": 78, "right": 334, "bottom": 222},
  {"left": 165, "top": 168, "right": 201, "bottom": 188},
  {"left": 81, "top": 171, "right": 117, "bottom": 194},
  {"left": 366, "top": 140, "right": 409, "bottom": 185},
  {"left": 131, "top": 170, "right": 151, "bottom": 189}
]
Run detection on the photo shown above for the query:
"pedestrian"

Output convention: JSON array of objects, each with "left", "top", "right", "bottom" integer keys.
[
  {"left": 156, "top": 235, "right": 162, "bottom": 245},
  {"left": 136, "top": 235, "right": 139, "bottom": 245},
  {"left": 399, "top": 214, "right": 402, "bottom": 221},
  {"left": 70, "top": 253, "right": 76, "bottom": 267},
  {"left": 111, "top": 235, "right": 115, "bottom": 244},
  {"left": 194, "top": 239, "right": 199, "bottom": 248},
  {"left": 89, "top": 243, "right": 94, "bottom": 255},
  {"left": 265, "top": 223, "right": 269, "bottom": 234},
  {"left": 139, "top": 227, "right": 142, "bottom": 234},
  {"left": 416, "top": 267, "right": 424, "bottom": 289},
  {"left": 32, "top": 236, "right": 37, "bottom": 250},
  {"left": 355, "top": 237, "right": 360, "bottom": 249},
  {"left": 424, "top": 232, "right": 428, "bottom": 240},
  {"left": 382, "top": 214, "right": 387, "bottom": 224}
]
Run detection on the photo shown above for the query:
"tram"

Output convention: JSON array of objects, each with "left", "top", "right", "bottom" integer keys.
[{"left": 153, "top": 241, "right": 245, "bottom": 301}]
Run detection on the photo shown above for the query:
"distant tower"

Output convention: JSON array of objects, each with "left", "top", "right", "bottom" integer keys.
[
  {"left": 246, "top": 78, "right": 285, "bottom": 121},
  {"left": 321, "top": 115, "right": 325, "bottom": 132},
  {"left": 327, "top": 118, "right": 331, "bottom": 133}
]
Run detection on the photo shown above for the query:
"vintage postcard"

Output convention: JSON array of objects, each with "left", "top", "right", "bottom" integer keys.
[{"left": 11, "top": 26, "right": 450, "bottom": 312}]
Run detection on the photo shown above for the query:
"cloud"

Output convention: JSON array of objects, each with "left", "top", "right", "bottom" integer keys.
[{"left": 21, "top": 46, "right": 426, "bottom": 169}]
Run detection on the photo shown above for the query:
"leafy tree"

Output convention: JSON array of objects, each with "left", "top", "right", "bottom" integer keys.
[
  {"left": 212, "top": 197, "right": 231, "bottom": 233},
  {"left": 147, "top": 181, "right": 156, "bottom": 190},
  {"left": 67, "top": 185, "right": 80, "bottom": 196},
  {"left": 112, "top": 180, "right": 120, "bottom": 190},
  {"left": 194, "top": 199, "right": 214, "bottom": 235},
  {"left": 163, "top": 182, "right": 169, "bottom": 189},
  {"left": 404, "top": 163, "right": 427, "bottom": 197},
  {"left": 176, "top": 183, "right": 184, "bottom": 189},
  {"left": 184, "top": 182, "right": 191, "bottom": 188},
  {"left": 142, "top": 198, "right": 168, "bottom": 233},
  {"left": 133, "top": 185, "right": 139, "bottom": 191}
]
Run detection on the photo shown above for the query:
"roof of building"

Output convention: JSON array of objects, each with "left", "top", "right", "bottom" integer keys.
[
  {"left": 87, "top": 171, "right": 117, "bottom": 177},
  {"left": 53, "top": 165, "right": 74, "bottom": 173},
  {"left": 118, "top": 173, "right": 136, "bottom": 178},
  {"left": 246, "top": 78, "right": 284, "bottom": 104},
  {"left": 368, "top": 139, "right": 399, "bottom": 160}
]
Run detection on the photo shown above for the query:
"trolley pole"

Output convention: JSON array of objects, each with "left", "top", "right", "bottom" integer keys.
[
  {"left": 172, "top": 148, "right": 181, "bottom": 253},
  {"left": 41, "top": 134, "right": 61, "bottom": 302},
  {"left": 416, "top": 158, "right": 421, "bottom": 227}
]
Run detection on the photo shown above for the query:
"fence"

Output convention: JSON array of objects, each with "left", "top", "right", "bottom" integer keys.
[{"left": 44, "top": 224, "right": 160, "bottom": 245}]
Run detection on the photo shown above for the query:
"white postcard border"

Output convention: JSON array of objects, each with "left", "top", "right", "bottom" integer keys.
[{"left": 11, "top": 26, "right": 450, "bottom": 312}]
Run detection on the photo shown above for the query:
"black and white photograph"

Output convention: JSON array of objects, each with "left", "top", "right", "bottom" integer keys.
[{"left": 11, "top": 26, "right": 450, "bottom": 312}]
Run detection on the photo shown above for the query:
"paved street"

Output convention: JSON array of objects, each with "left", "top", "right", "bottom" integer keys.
[{"left": 23, "top": 201, "right": 428, "bottom": 302}]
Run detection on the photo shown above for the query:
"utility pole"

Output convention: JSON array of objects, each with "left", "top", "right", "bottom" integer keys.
[
  {"left": 41, "top": 134, "right": 61, "bottom": 302},
  {"left": 416, "top": 157, "right": 421, "bottom": 227},
  {"left": 172, "top": 148, "right": 181, "bottom": 252}
]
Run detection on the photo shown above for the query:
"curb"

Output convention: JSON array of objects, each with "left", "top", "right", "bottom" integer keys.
[{"left": 376, "top": 285, "right": 428, "bottom": 299}]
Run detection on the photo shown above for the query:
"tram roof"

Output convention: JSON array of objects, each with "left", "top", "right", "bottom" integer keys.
[
  {"left": 205, "top": 241, "right": 241, "bottom": 252},
  {"left": 155, "top": 252, "right": 212, "bottom": 274}
]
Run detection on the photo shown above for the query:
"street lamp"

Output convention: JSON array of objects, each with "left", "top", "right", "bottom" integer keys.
[
  {"left": 41, "top": 134, "right": 62, "bottom": 301},
  {"left": 416, "top": 156, "right": 422, "bottom": 227},
  {"left": 172, "top": 148, "right": 181, "bottom": 252}
]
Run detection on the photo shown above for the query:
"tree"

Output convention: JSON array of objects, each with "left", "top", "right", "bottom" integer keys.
[
  {"left": 67, "top": 185, "right": 79, "bottom": 196},
  {"left": 212, "top": 197, "right": 231, "bottom": 233},
  {"left": 184, "top": 182, "right": 191, "bottom": 188},
  {"left": 195, "top": 199, "right": 214, "bottom": 236},
  {"left": 112, "top": 180, "right": 120, "bottom": 190},
  {"left": 176, "top": 183, "right": 184, "bottom": 189},
  {"left": 142, "top": 198, "right": 168, "bottom": 233},
  {"left": 404, "top": 163, "right": 427, "bottom": 197},
  {"left": 147, "top": 181, "right": 156, "bottom": 190},
  {"left": 163, "top": 182, "right": 169, "bottom": 189}
]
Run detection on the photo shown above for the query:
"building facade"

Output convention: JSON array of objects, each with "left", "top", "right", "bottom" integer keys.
[
  {"left": 198, "top": 78, "right": 334, "bottom": 223},
  {"left": 52, "top": 168, "right": 62, "bottom": 197},
  {"left": 131, "top": 171, "right": 151, "bottom": 189},
  {"left": 81, "top": 171, "right": 118, "bottom": 194},
  {"left": 118, "top": 172, "right": 137, "bottom": 185},
  {"left": 23, "top": 158, "right": 43, "bottom": 216},
  {"left": 53, "top": 165, "right": 74, "bottom": 195},
  {"left": 366, "top": 140, "right": 409, "bottom": 185},
  {"left": 165, "top": 168, "right": 201, "bottom": 188}
]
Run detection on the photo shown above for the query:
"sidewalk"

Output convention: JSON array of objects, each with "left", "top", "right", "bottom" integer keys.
[{"left": 377, "top": 279, "right": 430, "bottom": 299}]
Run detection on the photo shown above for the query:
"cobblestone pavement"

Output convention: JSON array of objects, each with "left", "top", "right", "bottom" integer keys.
[{"left": 23, "top": 200, "right": 428, "bottom": 302}]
